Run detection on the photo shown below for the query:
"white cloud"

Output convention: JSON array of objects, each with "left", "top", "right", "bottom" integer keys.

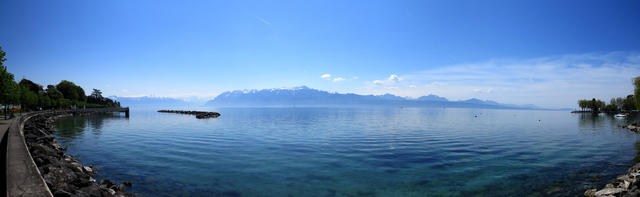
[
  {"left": 360, "top": 52, "right": 640, "bottom": 108},
  {"left": 255, "top": 16, "right": 271, "bottom": 25},
  {"left": 372, "top": 74, "right": 403, "bottom": 86},
  {"left": 473, "top": 88, "right": 493, "bottom": 93},
  {"left": 321, "top": 74, "right": 350, "bottom": 82},
  {"left": 353, "top": 76, "right": 359, "bottom": 80},
  {"left": 388, "top": 74, "right": 402, "bottom": 82}
]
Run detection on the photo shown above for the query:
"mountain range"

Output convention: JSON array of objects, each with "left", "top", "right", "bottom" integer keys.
[
  {"left": 204, "top": 86, "right": 543, "bottom": 109},
  {"left": 110, "top": 96, "right": 195, "bottom": 108}
]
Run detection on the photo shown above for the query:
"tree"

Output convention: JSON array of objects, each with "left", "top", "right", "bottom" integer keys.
[
  {"left": 88, "top": 88, "right": 104, "bottom": 104},
  {"left": 0, "top": 46, "right": 19, "bottom": 119},
  {"left": 58, "top": 98, "right": 72, "bottom": 108},
  {"left": 635, "top": 77, "right": 640, "bottom": 110},
  {"left": 38, "top": 94, "right": 51, "bottom": 109},
  {"left": 45, "top": 85, "right": 63, "bottom": 109},
  {"left": 613, "top": 97, "right": 625, "bottom": 110},
  {"left": 90, "top": 89, "right": 103, "bottom": 99},
  {"left": 56, "top": 80, "right": 86, "bottom": 102},
  {"left": 19, "top": 79, "right": 44, "bottom": 94},
  {"left": 604, "top": 104, "right": 618, "bottom": 112},
  {"left": 46, "top": 85, "right": 63, "bottom": 99},
  {"left": 588, "top": 98, "right": 605, "bottom": 113},
  {"left": 19, "top": 86, "right": 38, "bottom": 110},
  {"left": 578, "top": 99, "right": 590, "bottom": 111},
  {"left": 623, "top": 95, "right": 637, "bottom": 111}
]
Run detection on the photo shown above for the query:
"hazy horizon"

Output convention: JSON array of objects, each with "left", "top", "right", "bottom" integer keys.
[{"left": 1, "top": 0, "right": 639, "bottom": 108}]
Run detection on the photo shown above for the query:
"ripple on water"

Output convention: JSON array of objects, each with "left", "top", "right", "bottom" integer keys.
[{"left": 52, "top": 108, "right": 640, "bottom": 196}]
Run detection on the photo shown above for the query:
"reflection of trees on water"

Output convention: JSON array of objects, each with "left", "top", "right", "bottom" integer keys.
[
  {"left": 578, "top": 113, "right": 605, "bottom": 128},
  {"left": 55, "top": 112, "right": 126, "bottom": 138},
  {"left": 625, "top": 113, "right": 640, "bottom": 125},
  {"left": 633, "top": 140, "right": 640, "bottom": 164},
  {"left": 578, "top": 113, "right": 640, "bottom": 129}
]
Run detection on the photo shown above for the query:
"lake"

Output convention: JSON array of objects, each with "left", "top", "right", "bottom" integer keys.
[{"left": 53, "top": 107, "right": 640, "bottom": 196}]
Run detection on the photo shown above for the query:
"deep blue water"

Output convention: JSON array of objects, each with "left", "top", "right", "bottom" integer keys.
[{"left": 53, "top": 108, "right": 640, "bottom": 197}]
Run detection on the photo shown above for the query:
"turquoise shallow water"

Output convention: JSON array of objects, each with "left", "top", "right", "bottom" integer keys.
[{"left": 53, "top": 108, "right": 640, "bottom": 196}]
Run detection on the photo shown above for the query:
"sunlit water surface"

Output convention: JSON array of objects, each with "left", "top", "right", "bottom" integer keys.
[{"left": 53, "top": 108, "right": 640, "bottom": 196}]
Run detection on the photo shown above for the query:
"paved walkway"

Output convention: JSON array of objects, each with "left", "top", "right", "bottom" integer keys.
[
  {"left": 4, "top": 113, "right": 53, "bottom": 197},
  {"left": 2, "top": 109, "right": 128, "bottom": 197},
  {"left": 0, "top": 117, "right": 11, "bottom": 133}
]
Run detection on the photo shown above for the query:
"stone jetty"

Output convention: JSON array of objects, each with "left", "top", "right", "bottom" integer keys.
[{"left": 157, "top": 110, "right": 221, "bottom": 119}]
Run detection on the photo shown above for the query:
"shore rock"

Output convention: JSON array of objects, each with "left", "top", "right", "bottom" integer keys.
[
  {"left": 24, "top": 111, "right": 134, "bottom": 197},
  {"left": 586, "top": 122, "right": 640, "bottom": 196}
]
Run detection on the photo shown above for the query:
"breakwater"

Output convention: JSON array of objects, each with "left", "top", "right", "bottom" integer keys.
[
  {"left": 585, "top": 122, "right": 640, "bottom": 197},
  {"left": 157, "top": 110, "right": 221, "bottom": 119},
  {"left": 24, "top": 111, "right": 133, "bottom": 197}
]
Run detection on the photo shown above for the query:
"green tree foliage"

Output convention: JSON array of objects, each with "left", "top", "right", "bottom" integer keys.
[
  {"left": 0, "top": 46, "right": 20, "bottom": 118},
  {"left": 611, "top": 97, "right": 625, "bottom": 110},
  {"left": 19, "top": 78, "right": 44, "bottom": 94},
  {"left": 578, "top": 76, "right": 639, "bottom": 113},
  {"left": 0, "top": 46, "right": 119, "bottom": 113},
  {"left": 87, "top": 88, "right": 120, "bottom": 107},
  {"left": 590, "top": 98, "right": 605, "bottom": 112},
  {"left": 90, "top": 89, "right": 103, "bottom": 100},
  {"left": 603, "top": 104, "right": 618, "bottom": 112},
  {"left": 578, "top": 100, "right": 589, "bottom": 111},
  {"left": 577, "top": 99, "right": 606, "bottom": 112},
  {"left": 44, "top": 85, "right": 63, "bottom": 109},
  {"left": 0, "top": 45, "right": 12, "bottom": 106},
  {"left": 635, "top": 77, "right": 640, "bottom": 110},
  {"left": 56, "top": 80, "right": 87, "bottom": 102},
  {"left": 19, "top": 86, "right": 38, "bottom": 110},
  {"left": 46, "top": 85, "right": 63, "bottom": 99},
  {"left": 623, "top": 95, "right": 636, "bottom": 111},
  {"left": 38, "top": 94, "right": 51, "bottom": 109},
  {"left": 58, "top": 98, "right": 72, "bottom": 108}
]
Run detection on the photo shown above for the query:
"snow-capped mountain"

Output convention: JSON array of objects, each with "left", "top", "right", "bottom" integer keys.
[{"left": 205, "top": 86, "right": 540, "bottom": 109}]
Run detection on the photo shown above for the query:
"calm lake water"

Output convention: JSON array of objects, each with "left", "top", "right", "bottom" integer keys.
[{"left": 53, "top": 108, "right": 640, "bottom": 197}]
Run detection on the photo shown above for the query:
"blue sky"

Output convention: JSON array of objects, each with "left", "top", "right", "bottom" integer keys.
[{"left": 1, "top": 0, "right": 639, "bottom": 108}]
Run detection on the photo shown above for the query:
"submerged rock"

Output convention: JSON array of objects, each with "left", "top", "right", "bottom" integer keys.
[
  {"left": 584, "top": 189, "right": 597, "bottom": 197},
  {"left": 594, "top": 188, "right": 624, "bottom": 196},
  {"left": 586, "top": 122, "right": 640, "bottom": 196},
  {"left": 24, "top": 111, "right": 134, "bottom": 197},
  {"left": 587, "top": 177, "right": 634, "bottom": 196}
]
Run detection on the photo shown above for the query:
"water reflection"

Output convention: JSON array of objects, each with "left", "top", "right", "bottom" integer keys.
[
  {"left": 51, "top": 109, "right": 640, "bottom": 196},
  {"left": 578, "top": 113, "right": 639, "bottom": 129},
  {"left": 578, "top": 113, "right": 605, "bottom": 128},
  {"left": 55, "top": 112, "right": 126, "bottom": 139}
]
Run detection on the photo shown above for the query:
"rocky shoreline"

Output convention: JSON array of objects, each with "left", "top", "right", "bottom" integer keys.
[
  {"left": 157, "top": 110, "right": 221, "bottom": 119},
  {"left": 23, "top": 111, "right": 133, "bottom": 197},
  {"left": 584, "top": 123, "right": 640, "bottom": 197}
]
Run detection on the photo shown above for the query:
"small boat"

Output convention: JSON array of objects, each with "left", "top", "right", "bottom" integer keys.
[{"left": 615, "top": 114, "right": 627, "bottom": 118}]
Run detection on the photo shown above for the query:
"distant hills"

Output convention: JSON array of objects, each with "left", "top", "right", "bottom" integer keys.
[
  {"left": 205, "top": 86, "right": 544, "bottom": 110},
  {"left": 110, "top": 96, "right": 194, "bottom": 108}
]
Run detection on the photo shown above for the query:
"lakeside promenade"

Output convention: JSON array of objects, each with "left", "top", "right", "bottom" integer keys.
[{"left": 1, "top": 108, "right": 129, "bottom": 197}]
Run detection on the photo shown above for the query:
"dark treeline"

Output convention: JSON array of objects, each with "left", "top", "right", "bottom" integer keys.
[
  {"left": 0, "top": 46, "right": 120, "bottom": 119},
  {"left": 577, "top": 77, "right": 640, "bottom": 113}
]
